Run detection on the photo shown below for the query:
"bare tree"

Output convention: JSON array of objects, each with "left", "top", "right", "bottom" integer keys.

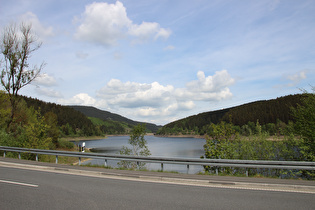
[{"left": 0, "top": 23, "right": 45, "bottom": 127}]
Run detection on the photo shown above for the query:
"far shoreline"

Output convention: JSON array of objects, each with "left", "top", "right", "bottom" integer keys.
[
  {"left": 61, "top": 133, "right": 205, "bottom": 141},
  {"left": 154, "top": 134, "right": 205, "bottom": 139}
]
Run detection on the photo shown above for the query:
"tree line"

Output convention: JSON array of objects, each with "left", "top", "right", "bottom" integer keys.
[
  {"left": 157, "top": 94, "right": 307, "bottom": 136},
  {"left": 201, "top": 90, "right": 315, "bottom": 179}
]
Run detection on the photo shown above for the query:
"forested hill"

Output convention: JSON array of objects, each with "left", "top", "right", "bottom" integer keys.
[
  {"left": 21, "top": 96, "right": 160, "bottom": 135},
  {"left": 158, "top": 94, "right": 307, "bottom": 135},
  {"left": 69, "top": 106, "right": 161, "bottom": 133},
  {"left": 22, "top": 96, "right": 98, "bottom": 136}
]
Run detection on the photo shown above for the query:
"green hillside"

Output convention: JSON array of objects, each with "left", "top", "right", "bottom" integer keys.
[
  {"left": 22, "top": 96, "right": 99, "bottom": 136},
  {"left": 9, "top": 94, "right": 308, "bottom": 137},
  {"left": 88, "top": 117, "right": 132, "bottom": 134},
  {"left": 69, "top": 106, "right": 161, "bottom": 133},
  {"left": 157, "top": 94, "right": 307, "bottom": 135},
  {"left": 21, "top": 96, "right": 160, "bottom": 135}
]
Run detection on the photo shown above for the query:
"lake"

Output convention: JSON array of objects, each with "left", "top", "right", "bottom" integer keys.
[{"left": 74, "top": 135, "right": 206, "bottom": 174}]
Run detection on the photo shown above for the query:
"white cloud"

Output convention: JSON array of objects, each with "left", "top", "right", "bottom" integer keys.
[
  {"left": 33, "top": 73, "right": 57, "bottom": 87},
  {"left": 178, "top": 101, "right": 196, "bottom": 110},
  {"left": 97, "top": 79, "right": 152, "bottom": 97},
  {"left": 129, "top": 21, "right": 171, "bottom": 42},
  {"left": 285, "top": 70, "right": 307, "bottom": 87},
  {"left": 176, "top": 70, "right": 234, "bottom": 101},
  {"left": 58, "top": 93, "right": 96, "bottom": 106},
  {"left": 97, "top": 80, "right": 173, "bottom": 108},
  {"left": 135, "top": 107, "right": 160, "bottom": 117},
  {"left": 74, "top": 1, "right": 171, "bottom": 46},
  {"left": 60, "top": 70, "right": 234, "bottom": 124},
  {"left": 74, "top": 1, "right": 130, "bottom": 46},
  {"left": 275, "top": 70, "right": 308, "bottom": 89},
  {"left": 95, "top": 70, "right": 233, "bottom": 119},
  {"left": 128, "top": 22, "right": 159, "bottom": 38},
  {"left": 20, "top": 12, "right": 54, "bottom": 40},
  {"left": 32, "top": 74, "right": 62, "bottom": 98},
  {"left": 154, "top": 28, "right": 171, "bottom": 40},
  {"left": 35, "top": 87, "right": 62, "bottom": 98}
]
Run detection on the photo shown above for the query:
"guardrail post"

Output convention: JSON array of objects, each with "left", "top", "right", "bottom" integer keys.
[
  {"left": 186, "top": 164, "right": 190, "bottom": 174},
  {"left": 161, "top": 163, "right": 164, "bottom": 171},
  {"left": 36, "top": 154, "right": 38, "bottom": 161},
  {"left": 245, "top": 168, "right": 248, "bottom": 177},
  {"left": 3, "top": 151, "right": 5, "bottom": 158},
  {"left": 104, "top": 159, "right": 108, "bottom": 167},
  {"left": 137, "top": 161, "right": 140, "bottom": 169},
  {"left": 19, "top": 152, "right": 21, "bottom": 160},
  {"left": 79, "top": 157, "right": 81, "bottom": 165},
  {"left": 56, "top": 155, "right": 58, "bottom": 164},
  {"left": 216, "top": 168, "right": 218, "bottom": 176}
]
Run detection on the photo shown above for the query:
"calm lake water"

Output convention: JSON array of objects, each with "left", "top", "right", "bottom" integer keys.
[{"left": 74, "top": 135, "right": 206, "bottom": 174}]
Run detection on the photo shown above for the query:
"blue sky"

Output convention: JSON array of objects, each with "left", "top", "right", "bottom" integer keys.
[{"left": 1, "top": 0, "right": 314, "bottom": 125}]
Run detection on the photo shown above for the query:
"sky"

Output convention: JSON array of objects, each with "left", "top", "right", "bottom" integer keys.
[{"left": 1, "top": 0, "right": 314, "bottom": 125}]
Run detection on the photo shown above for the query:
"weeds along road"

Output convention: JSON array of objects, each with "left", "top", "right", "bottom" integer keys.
[{"left": 0, "top": 159, "right": 315, "bottom": 210}]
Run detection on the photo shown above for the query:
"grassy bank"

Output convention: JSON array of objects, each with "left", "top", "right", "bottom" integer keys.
[{"left": 60, "top": 136, "right": 107, "bottom": 141}]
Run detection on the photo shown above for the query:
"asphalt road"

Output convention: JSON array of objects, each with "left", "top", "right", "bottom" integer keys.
[{"left": 1, "top": 163, "right": 315, "bottom": 210}]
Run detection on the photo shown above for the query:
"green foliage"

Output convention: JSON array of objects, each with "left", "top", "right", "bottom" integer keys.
[
  {"left": 158, "top": 94, "right": 305, "bottom": 136},
  {"left": 22, "top": 108, "right": 54, "bottom": 150},
  {"left": 22, "top": 96, "right": 99, "bottom": 137},
  {"left": 0, "top": 98, "right": 77, "bottom": 152},
  {"left": 0, "top": 23, "right": 44, "bottom": 128},
  {"left": 57, "top": 139, "right": 74, "bottom": 150},
  {"left": 118, "top": 124, "right": 151, "bottom": 169},
  {"left": 0, "top": 102, "right": 56, "bottom": 160},
  {"left": 203, "top": 122, "right": 238, "bottom": 173},
  {"left": 0, "top": 91, "right": 10, "bottom": 127},
  {"left": 44, "top": 112, "right": 60, "bottom": 148},
  {"left": 128, "top": 124, "right": 151, "bottom": 156},
  {"left": 88, "top": 117, "right": 129, "bottom": 134},
  {"left": 291, "top": 90, "right": 315, "bottom": 161},
  {"left": 70, "top": 105, "right": 160, "bottom": 133},
  {"left": 202, "top": 119, "right": 313, "bottom": 179}
]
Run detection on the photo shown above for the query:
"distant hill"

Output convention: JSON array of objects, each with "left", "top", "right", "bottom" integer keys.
[
  {"left": 20, "top": 94, "right": 307, "bottom": 136},
  {"left": 158, "top": 94, "right": 307, "bottom": 135},
  {"left": 69, "top": 106, "right": 161, "bottom": 133},
  {"left": 20, "top": 96, "right": 160, "bottom": 135},
  {"left": 22, "top": 96, "right": 98, "bottom": 136}
]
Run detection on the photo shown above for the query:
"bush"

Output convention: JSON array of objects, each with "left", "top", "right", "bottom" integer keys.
[{"left": 57, "top": 139, "right": 74, "bottom": 150}]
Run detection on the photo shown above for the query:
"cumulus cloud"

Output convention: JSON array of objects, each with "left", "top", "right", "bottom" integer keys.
[
  {"left": 95, "top": 70, "right": 233, "bottom": 119},
  {"left": 33, "top": 73, "right": 57, "bottom": 87},
  {"left": 129, "top": 21, "right": 171, "bottom": 43},
  {"left": 285, "top": 70, "right": 307, "bottom": 87},
  {"left": 74, "top": 1, "right": 171, "bottom": 46},
  {"left": 32, "top": 74, "right": 63, "bottom": 98},
  {"left": 58, "top": 93, "right": 96, "bottom": 106},
  {"left": 60, "top": 70, "right": 234, "bottom": 124},
  {"left": 20, "top": 12, "right": 54, "bottom": 40},
  {"left": 97, "top": 80, "right": 173, "bottom": 108},
  {"left": 35, "top": 87, "right": 62, "bottom": 98},
  {"left": 175, "top": 70, "right": 234, "bottom": 101}
]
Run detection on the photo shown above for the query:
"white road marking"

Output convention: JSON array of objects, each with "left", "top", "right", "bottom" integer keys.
[{"left": 0, "top": 179, "right": 38, "bottom": 188}]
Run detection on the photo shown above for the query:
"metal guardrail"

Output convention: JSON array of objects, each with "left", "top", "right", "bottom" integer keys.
[{"left": 1, "top": 146, "right": 315, "bottom": 175}]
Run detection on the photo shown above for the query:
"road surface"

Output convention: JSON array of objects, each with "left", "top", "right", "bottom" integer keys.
[{"left": 0, "top": 159, "right": 314, "bottom": 209}]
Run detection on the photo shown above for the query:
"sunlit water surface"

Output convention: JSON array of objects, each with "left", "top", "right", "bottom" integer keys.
[{"left": 74, "top": 135, "right": 206, "bottom": 174}]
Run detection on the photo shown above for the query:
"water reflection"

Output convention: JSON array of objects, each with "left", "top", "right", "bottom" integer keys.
[{"left": 74, "top": 135, "right": 206, "bottom": 174}]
